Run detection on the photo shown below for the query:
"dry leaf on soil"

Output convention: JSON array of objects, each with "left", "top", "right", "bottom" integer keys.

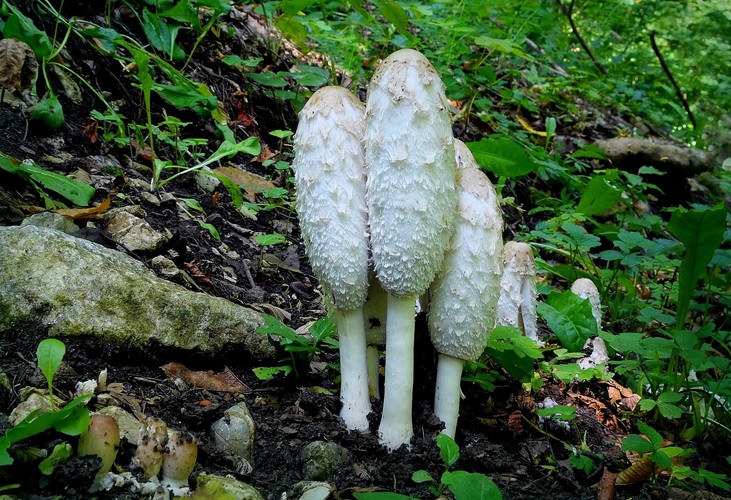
[
  {"left": 55, "top": 196, "right": 111, "bottom": 219},
  {"left": 213, "top": 165, "right": 275, "bottom": 202},
  {"left": 161, "top": 363, "right": 249, "bottom": 394},
  {"left": 600, "top": 379, "right": 641, "bottom": 411},
  {"left": 0, "top": 38, "right": 37, "bottom": 94}
]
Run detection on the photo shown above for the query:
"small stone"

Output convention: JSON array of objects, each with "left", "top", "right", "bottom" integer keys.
[
  {"left": 299, "top": 441, "right": 351, "bottom": 482},
  {"left": 98, "top": 406, "right": 143, "bottom": 446},
  {"left": 105, "top": 206, "right": 168, "bottom": 252},
  {"left": 211, "top": 402, "right": 256, "bottom": 463},
  {"left": 151, "top": 255, "right": 180, "bottom": 280},
  {"left": 196, "top": 167, "right": 221, "bottom": 193},
  {"left": 9, "top": 388, "right": 53, "bottom": 425},
  {"left": 140, "top": 191, "right": 161, "bottom": 206},
  {"left": 293, "top": 481, "right": 333, "bottom": 500},
  {"left": 21, "top": 212, "right": 78, "bottom": 234}
]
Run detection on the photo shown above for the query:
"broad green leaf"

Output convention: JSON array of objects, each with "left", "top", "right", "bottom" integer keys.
[
  {"left": 536, "top": 291, "right": 597, "bottom": 351},
  {"left": 374, "top": 1, "right": 412, "bottom": 38},
  {"left": 181, "top": 198, "right": 205, "bottom": 214},
  {"left": 436, "top": 433, "right": 460, "bottom": 468},
  {"left": 667, "top": 204, "right": 726, "bottom": 325},
  {"left": 466, "top": 137, "right": 539, "bottom": 177},
  {"left": 637, "top": 421, "right": 664, "bottom": 449},
  {"left": 485, "top": 326, "right": 542, "bottom": 382},
  {"left": 158, "top": 1, "right": 200, "bottom": 30},
  {"left": 650, "top": 449, "right": 672, "bottom": 469},
  {"left": 570, "top": 145, "right": 606, "bottom": 160},
  {"left": 270, "top": 130, "right": 294, "bottom": 139},
  {"left": 442, "top": 470, "right": 503, "bottom": 500},
  {"left": 152, "top": 82, "right": 218, "bottom": 114},
  {"left": 2, "top": 6, "right": 53, "bottom": 57},
  {"left": 36, "top": 339, "right": 65, "bottom": 391},
  {"left": 278, "top": 0, "right": 319, "bottom": 16},
  {"left": 30, "top": 94, "right": 65, "bottom": 130},
  {"left": 0, "top": 154, "right": 95, "bottom": 206},
  {"left": 141, "top": 8, "right": 184, "bottom": 61},
  {"left": 276, "top": 16, "right": 308, "bottom": 48},
  {"left": 621, "top": 434, "right": 655, "bottom": 454},
  {"left": 577, "top": 176, "right": 622, "bottom": 216},
  {"left": 247, "top": 71, "right": 288, "bottom": 87},
  {"left": 79, "top": 27, "right": 122, "bottom": 53},
  {"left": 199, "top": 221, "right": 221, "bottom": 241},
  {"left": 411, "top": 469, "right": 434, "bottom": 483},
  {"left": 252, "top": 365, "right": 292, "bottom": 380}
]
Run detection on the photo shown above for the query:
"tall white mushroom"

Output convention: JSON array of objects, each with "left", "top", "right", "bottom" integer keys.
[
  {"left": 365, "top": 49, "right": 458, "bottom": 450},
  {"left": 292, "top": 86, "right": 372, "bottom": 430},
  {"left": 497, "top": 241, "right": 541, "bottom": 344},
  {"left": 429, "top": 159, "right": 503, "bottom": 439}
]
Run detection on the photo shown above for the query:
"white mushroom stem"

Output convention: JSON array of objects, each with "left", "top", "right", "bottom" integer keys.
[
  {"left": 378, "top": 293, "right": 416, "bottom": 449},
  {"left": 335, "top": 308, "right": 371, "bottom": 430},
  {"left": 433, "top": 354, "right": 464, "bottom": 439}
]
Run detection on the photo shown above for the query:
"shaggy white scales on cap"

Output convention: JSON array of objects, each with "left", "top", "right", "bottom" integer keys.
[
  {"left": 571, "top": 278, "right": 602, "bottom": 330},
  {"left": 292, "top": 86, "right": 372, "bottom": 431},
  {"left": 429, "top": 164, "right": 504, "bottom": 439},
  {"left": 365, "top": 49, "right": 458, "bottom": 450}
]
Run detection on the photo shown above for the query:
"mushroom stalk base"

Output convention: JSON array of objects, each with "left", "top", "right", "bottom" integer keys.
[
  {"left": 434, "top": 353, "right": 464, "bottom": 439},
  {"left": 336, "top": 308, "right": 372, "bottom": 431},
  {"left": 378, "top": 294, "right": 416, "bottom": 451},
  {"left": 367, "top": 345, "right": 381, "bottom": 400}
]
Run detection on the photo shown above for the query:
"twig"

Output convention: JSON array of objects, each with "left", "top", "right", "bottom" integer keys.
[
  {"left": 554, "top": 0, "right": 607, "bottom": 76},
  {"left": 649, "top": 31, "right": 696, "bottom": 130}
]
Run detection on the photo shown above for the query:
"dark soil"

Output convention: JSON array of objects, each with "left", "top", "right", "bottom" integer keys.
[{"left": 1, "top": 4, "right": 728, "bottom": 500}]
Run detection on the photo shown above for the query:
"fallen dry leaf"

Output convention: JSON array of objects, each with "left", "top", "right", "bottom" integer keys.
[
  {"left": 161, "top": 363, "right": 249, "bottom": 394},
  {"left": 55, "top": 196, "right": 111, "bottom": 219},
  {"left": 600, "top": 380, "right": 641, "bottom": 411},
  {"left": 616, "top": 455, "right": 655, "bottom": 486},
  {"left": 568, "top": 391, "right": 621, "bottom": 433},
  {"left": 213, "top": 165, "right": 275, "bottom": 202},
  {"left": 597, "top": 468, "right": 617, "bottom": 500},
  {"left": 0, "top": 38, "right": 37, "bottom": 94}
]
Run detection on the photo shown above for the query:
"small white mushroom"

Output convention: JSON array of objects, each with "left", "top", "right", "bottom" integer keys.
[
  {"left": 135, "top": 417, "right": 168, "bottom": 480},
  {"left": 429, "top": 163, "right": 503, "bottom": 439},
  {"left": 77, "top": 414, "right": 120, "bottom": 484},
  {"left": 365, "top": 49, "right": 458, "bottom": 450},
  {"left": 571, "top": 278, "right": 602, "bottom": 329},
  {"left": 293, "top": 86, "right": 372, "bottom": 430},
  {"left": 497, "top": 241, "right": 541, "bottom": 344}
]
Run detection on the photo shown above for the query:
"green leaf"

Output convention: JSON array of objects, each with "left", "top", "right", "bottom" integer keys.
[
  {"left": 0, "top": 154, "right": 95, "bottom": 206},
  {"left": 275, "top": 15, "right": 308, "bottom": 48},
  {"left": 278, "top": 0, "right": 319, "bottom": 16},
  {"left": 2, "top": 5, "right": 53, "bottom": 57},
  {"left": 181, "top": 198, "right": 205, "bottom": 214},
  {"left": 411, "top": 469, "right": 434, "bottom": 483},
  {"left": 199, "top": 222, "right": 220, "bottom": 241},
  {"left": 667, "top": 204, "right": 726, "bottom": 325},
  {"left": 30, "top": 94, "right": 65, "bottom": 130},
  {"left": 247, "top": 71, "right": 289, "bottom": 87},
  {"left": 637, "top": 421, "right": 664, "bottom": 449},
  {"left": 374, "top": 1, "right": 412, "bottom": 37},
  {"left": 39, "top": 442, "right": 73, "bottom": 475},
  {"left": 252, "top": 365, "right": 292, "bottom": 380},
  {"left": 436, "top": 433, "right": 460, "bottom": 468},
  {"left": 221, "top": 55, "right": 263, "bottom": 67},
  {"left": 442, "top": 470, "right": 503, "bottom": 500},
  {"left": 466, "top": 137, "right": 539, "bottom": 177},
  {"left": 536, "top": 291, "right": 597, "bottom": 351},
  {"left": 536, "top": 405, "right": 577, "bottom": 421},
  {"left": 253, "top": 233, "right": 286, "bottom": 246},
  {"left": 577, "top": 176, "right": 622, "bottom": 216},
  {"left": 474, "top": 35, "right": 531, "bottom": 61},
  {"left": 141, "top": 8, "right": 184, "bottom": 61},
  {"left": 570, "top": 144, "right": 606, "bottom": 160},
  {"left": 0, "top": 395, "right": 91, "bottom": 465},
  {"left": 485, "top": 326, "right": 542, "bottom": 383},
  {"left": 621, "top": 434, "right": 656, "bottom": 455},
  {"left": 152, "top": 82, "right": 218, "bottom": 114},
  {"left": 36, "top": 339, "right": 65, "bottom": 392},
  {"left": 270, "top": 129, "right": 294, "bottom": 139}
]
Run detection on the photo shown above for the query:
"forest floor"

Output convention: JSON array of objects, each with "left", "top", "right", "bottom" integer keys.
[{"left": 0, "top": 5, "right": 728, "bottom": 500}]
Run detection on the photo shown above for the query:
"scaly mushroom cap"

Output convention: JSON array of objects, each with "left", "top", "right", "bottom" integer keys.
[
  {"left": 365, "top": 49, "right": 458, "bottom": 298},
  {"left": 497, "top": 241, "right": 539, "bottom": 340},
  {"left": 429, "top": 167, "right": 504, "bottom": 362},
  {"left": 571, "top": 278, "right": 602, "bottom": 329},
  {"left": 293, "top": 86, "right": 370, "bottom": 311}
]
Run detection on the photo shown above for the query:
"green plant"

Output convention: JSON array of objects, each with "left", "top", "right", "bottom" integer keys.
[
  {"left": 253, "top": 315, "right": 337, "bottom": 379},
  {"left": 412, "top": 434, "right": 502, "bottom": 499},
  {"left": 0, "top": 339, "right": 92, "bottom": 467}
]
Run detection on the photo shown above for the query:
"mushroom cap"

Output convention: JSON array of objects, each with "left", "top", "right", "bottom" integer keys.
[
  {"left": 292, "top": 86, "right": 370, "bottom": 311},
  {"left": 365, "top": 49, "right": 458, "bottom": 298},
  {"left": 497, "top": 241, "right": 539, "bottom": 339},
  {"left": 429, "top": 167, "right": 504, "bottom": 362},
  {"left": 571, "top": 278, "right": 602, "bottom": 328}
]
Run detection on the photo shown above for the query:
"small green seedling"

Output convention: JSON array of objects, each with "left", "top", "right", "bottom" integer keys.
[
  {"left": 412, "top": 434, "right": 502, "bottom": 499},
  {"left": 36, "top": 338, "right": 66, "bottom": 409}
]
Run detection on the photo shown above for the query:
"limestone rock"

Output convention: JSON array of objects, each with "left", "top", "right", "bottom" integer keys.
[
  {"left": 299, "top": 441, "right": 351, "bottom": 482},
  {"left": 104, "top": 206, "right": 168, "bottom": 252},
  {"left": 21, "top": 212, "right": 78, "bottom": 233},
  {"left": 0, "top": 225, "right": 275, "bottom": 360}
]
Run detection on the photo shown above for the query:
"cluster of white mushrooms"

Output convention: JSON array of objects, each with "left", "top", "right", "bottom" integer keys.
[{"left": 292, "top": 49, "right": 602, "bottom": 450}]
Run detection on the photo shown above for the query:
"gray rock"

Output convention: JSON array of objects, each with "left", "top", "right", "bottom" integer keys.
[
  {"left": 0, "top": 225, "right": 275, "bottom": 359},
  {"left": 211, "top": 402, "right": 256, "bottom": 464},
  {"left": 21, "top": 212, "right": 78, "bottom": 234},
  {"left": 299, "top": 441, "right": 351, "bottom": 482},
  {"left": 194, "top": 473, "right": 264, "bottom": 500},
  {"left": 104, "top": 206, "right": 168, "bottom": 252}
]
